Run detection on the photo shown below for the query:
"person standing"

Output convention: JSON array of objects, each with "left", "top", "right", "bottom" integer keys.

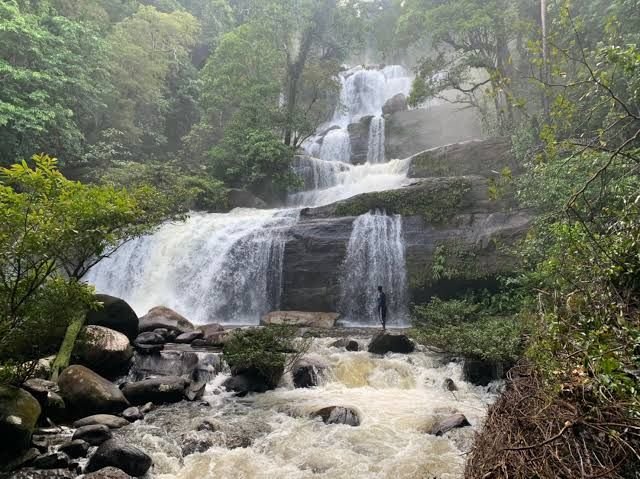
[{"left": 377, "top": 285, "right": 387, "bottom": 330}]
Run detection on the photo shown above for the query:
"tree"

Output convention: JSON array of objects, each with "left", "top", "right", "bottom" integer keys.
[
  {"left": 0, "top": 1, "right": 110, "bottom": 166},
  {"left": 0, "top": 154, "right": 177, "bottom": 383}
]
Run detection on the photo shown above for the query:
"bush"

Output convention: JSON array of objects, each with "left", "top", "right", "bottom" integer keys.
[
  {"left": 411, "top": 296, "right": 526, "bottom": 362},
  {"left": 223, "top": 326, "right": 309, "bottom": 388}
]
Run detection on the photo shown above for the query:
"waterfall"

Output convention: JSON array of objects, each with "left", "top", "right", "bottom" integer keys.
[
  {"left": 366, "top": 116, "right": 385, "bottom": 163},
  {"left": 339, "top": 211, "right": 409, "bottom": 325},
  {"left": 86, "top": 210, "right": 297, "bottom": 325},
  {"left": 319, "top": 129, "right": 351, "bottom": 163}
]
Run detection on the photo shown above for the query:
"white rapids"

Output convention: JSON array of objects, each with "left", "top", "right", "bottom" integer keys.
[{"left": 116, "top": 337, "right": 497, "bottom": 479}]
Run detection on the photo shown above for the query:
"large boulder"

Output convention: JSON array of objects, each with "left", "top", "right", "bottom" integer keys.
[
  {"left": 192, "top": 324, "right": 229, "bottom": 347},
  {"left": 83, "top": 467, "right": 132, "bottom": 479},
  {"left": 347, "top": 115, "right": 373, "bottom": 164},
  {"left": 22, "top": 379, "right": 66, "bottom": 423},
  {"left": 463, "top": 358, "right": 511, "bottom": 386},
  {"left": 72, "top": 424, "right": 112, "bottom": 446},
  {"left": 73, "top": 326, "right": 133, "bottom": 377},
  {"left": 367, "top": 333, "right": 415, "bottom": 355},
  {"left": 382, "top": 93, "right": 408, "bottom": 116},
  {"left": 430, "top": 413, "right": 471, "bottom": 436},
  {"left": 57, "top": 365, "right": 129, "bottom": 416},
  {"left": 227, "top": 189, "right": 267, "bottom": 209},
  {"left": 261, "top": 311, "right": 339, "bottom": 329},
  {"left": 313, "top": 406, "right": 360, "bottom": 426},
  {"left": 0, "top": 385, "right": 41, "bottom": 460},
  {"left": 59, "top": 439, "right": 90, "bottom": 459},
  {"left": 223, "top": 367, "right": 281, "bottom": 396},
  {"left": 86, "top": 439, "right": 152, "bottom": 477},
  {"left": 86, "top": 295, "right": 138, "bottom": 341},
  {"left": 292, "top": 358, "right": 328, "bottom": 388},
  {"left": 174, "top": 331, "right": 204, "bottom": 344},
  {"left": 121, "top": 377, "right": 187, "bottom": 405},
  {"left": 73, "top": 414, "right": 129, "bottom": 429},
  {"left": 133, "top": 331, "right": 165, "bottom": 346},
  {"left": 138, "top": 306, "right": 195, "bottom": 335}
]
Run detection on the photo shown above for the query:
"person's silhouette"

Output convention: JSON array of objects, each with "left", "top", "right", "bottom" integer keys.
[{"left": 377, "top": 286, "right": 387, "bottom": 330}]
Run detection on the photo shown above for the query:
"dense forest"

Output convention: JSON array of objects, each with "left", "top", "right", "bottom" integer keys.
[{"left": 1, "top": 1, "right": 640, "bottom": 478}]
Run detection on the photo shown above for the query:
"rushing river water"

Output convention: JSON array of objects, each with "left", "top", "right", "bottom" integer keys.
[{"left": 118, "top": 337, "right": 495, "bottom": 479}]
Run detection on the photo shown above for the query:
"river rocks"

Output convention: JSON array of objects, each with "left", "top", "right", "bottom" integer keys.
[
  {"left": 191, "top": 324, "right": 228, "bottom": 347},
  {"left": 138, "top": 306, "right": 195, "bottom": 335},
  {"left": 430, "top": 413, "right": 471, "bottom": 436},
  {"left": 73, "top": 326, "right": 133, "bottom": 377},
  {"left": 57, "top": 366, "right": 129, "bottom": 416},
  {"left": 408, "top": 138, "right": 517, "bottom": 179},
  {"left": 59, "top": 439, "right": 90, "bottom": 458},
  {"left": 31, "top": 452, "right": 70, "bottom": 469},
  {"left": 86, "top": 439, "right": 152, "bottom": 477},
  {"left": 443, "top": 378, "right": 458, "bottom": 392},
  {"left": 174, "top": 331, "right": 204, "bottom": 344},
  {"left": 0, "top": 385, "right": 42, "bottom": 460},
  {"left": 313, "top": 406, "right": 360, "bottom": 426},
  {"left": 5, "top": 469, "right": 75, "bottom": 479},
  {"left": 382, "top": 93, "right": 407, "bottom": 116},
  {"left": 22, "top": 379, "right": 66, "bottom": 423},
  {"left": 121, "top": 377, "right": 187, "bottom": 405},
  {"left": 121, "top": 407, "right": 143, "bottom": 422},
  {"left": 223, "top": 367, "right": 280, "bottom": 395},
  {"left": 368, "top": 333, "right": 415, "bottom": 354},
  {"left": 73, "top": 414, "right": 129, "bottom": 429},
  {"left": 134, "top": 331, "right": 165, "bottom": 345},
  {"left": 292, "top": 358, "right": 328, "bottom": 388},
  {"left": 262, "top": 311, "right": 339, "bottom": 329},
  {"left": 180, "top": 431, "right": 216, "bottom": 456},
  {"left": 72, "top": 424, "right": 112, "bottom": 446},
  {"left": 463, "top": 358, "right": 510, "bottom": 386},
  {"left": 86, "top": 295, "right": 139, "bottom": 341},
  {"left": 329, "top": 338, "right": 359, "bottom": 351},
  {"left": 227, "top": 188, "right": 267, "bottom": 209},
  {"left": 83, "top": 467, "right": 132, "bottom": 479}
]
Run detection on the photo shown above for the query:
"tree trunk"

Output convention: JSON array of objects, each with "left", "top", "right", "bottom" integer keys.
[
  {"left": 50, "top": 315, "right": 85, "bottom": 382},
  {"left": 540, "top": 0, "right": 550, "bottom": 121}
]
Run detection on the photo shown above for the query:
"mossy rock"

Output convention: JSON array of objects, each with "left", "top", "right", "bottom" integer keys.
[
  {"left": 0, "top": 385, "right": 41, "bottom": 461},
  {"left": 336, "top": 177, "right": 472, "bottom": 222}
]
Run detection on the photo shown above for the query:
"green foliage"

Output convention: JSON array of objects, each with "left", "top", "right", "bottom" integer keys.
[
  {"left": 223, "top": 326, "right": 310, "bottom": 388},
  {"left": 0, "top": 154, "right": 175, "bottom": 384},
  {"left": 412, "top": 296, "right": 525, "bottom": 362},
  {"left": 210, "top": 125, "right": 299, "bottom": 200}
]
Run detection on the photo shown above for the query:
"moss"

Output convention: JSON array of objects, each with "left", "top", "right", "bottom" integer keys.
[{"left": 334, "top": 177, "right": 472, "bottom": 223}]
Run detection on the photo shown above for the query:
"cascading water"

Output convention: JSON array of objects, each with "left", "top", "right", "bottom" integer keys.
[
  {"left": 88, "top": 65, "right": 414, "bottom": 325},
  {"left": 86, "top": 210, "right": 297, "bottom": 325},
  {"left": 339, "top": 211, "right": 409, "bottom": 325},
  {"left": 116, "top": 337, "right": 497, "bottom": 479}
]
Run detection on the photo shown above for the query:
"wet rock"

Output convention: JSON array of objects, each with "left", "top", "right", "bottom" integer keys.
[
  {"left": 5, "top": 469, "right": 75, "bottom": 479},
  {"left": 86, "top": 295, "right": 139, "bottom": 341},
  {"left": 31, "top": 434, "right": 50, "bottom": 452},
  {"left": 180, "top": 430, "right": 216, "bottom": 456},
  {"left": 72, "top": 424, "right": 112, "bottom": 446},
  {"left": 138, "top": 306, "right": 195, "bottom": 335},
  {"left": 329, "top": 338, "right": 359, "bottom": 350},
  {"left": 3, "top": 447, "right": 39, "bottom": 471},
  {"left": 134, "top": 331, "right": 165, "bottom": 346},
  {"left": 184, "top": 377, "right": 206, "bottom": 402},
  {"left": 174, "top": 331, "right": 204, "bottom": 344},
  {"left": 463, "top": 358, "right": 510, "bottom": 386},
  {"left": 121, "top": 377, "right": 187, "bottom": 405},
  {"left": 430, "top": 413, "right": 471, "bottom": 436},
  {"left": 31, "top": 452, "right": 70, "bottom": 469},
  {"left": 0, "top": 385, "right": 42, "bottom": 461},
  {"left": 313, "top": 406, "right": 360, "bottom": 426},
  {"left": 73, "top": 326, "right": 133, "bottom": 377},
  {"left": 382, "top": 93, "right": 408, "bottom": 116},
  {"left": 223, "top": 367, "right": 280, "bottom": 396},
  {"left": 133, "top": 343, "right": 164, "bottom": 354},
  {"left": 347, "top": 115, "right": 373, "bottom": 164},
  {"left": 443, "top": 378, "right": 458, "bottom": 392},
  {"left": 59, "top": 439, "right": 90, "bottom": 459},
  {"left": 261, "top": 311, "right": 339, "bottom": 329},
  {"left": 227, "top": 188, "right": 267, "bottom": 209},
  {"left": 86, "top": 439, "right": 152, "bottom": 477},
  {"left": 57, "top": 365, "right": 129, "bottom": 416},
  {"left": 195, "top": 417, "right": 271, "bottom": 449},
  {"left": 121, "top": 407, "right": 143, "bottom": 422},
  {"left": 22, "top": 379, "right": 66, "bottom": 423},
  {"left": 191, "top": 324, "right": 228, "bottom": 347},
  {"left": 292, "top": 358, "right": 328, "bottom": 388},
  {"left": 346, "top": 340, "right": 359, "bottom": 351},
  {"left": 152, "top": 328, "right": 170, "bottom": 339},
  {"left": 367, "top": 333, "right": 415, "bottom": 355},
  {"left": 73, "top": 414, "right": 129, "bottom": 429},
  {"left": 139, "top": 402, "right": 154, "bottom": 414},
  {"left": 83, "top": 467, "right": 132, "bottom": 479}
]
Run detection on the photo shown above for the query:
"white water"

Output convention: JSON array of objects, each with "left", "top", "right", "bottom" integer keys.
[
  {"left": 339, "top": 212, "right": 408, "bottom": 325},
  {"left": 88, "top": 65, "right": 415, "bottom": 325},
  {"left": 118, "top": 338, "right": 496, "bottom": 479}
]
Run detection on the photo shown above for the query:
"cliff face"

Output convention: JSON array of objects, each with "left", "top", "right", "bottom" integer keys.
[{"left": 280, "top": 138, "right": 531, "bottom": 313}]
